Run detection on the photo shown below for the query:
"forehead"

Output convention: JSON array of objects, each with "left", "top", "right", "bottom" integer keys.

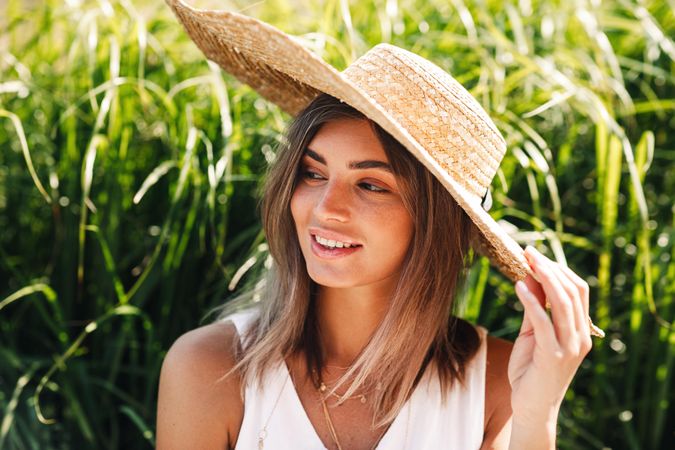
[{"left": 306, "top": 118, "right": 388, "bottom": 161}]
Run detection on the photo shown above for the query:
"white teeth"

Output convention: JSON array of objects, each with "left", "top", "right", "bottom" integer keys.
[{"left": 314, "top": 234, "right": 354, "bottom": 249}]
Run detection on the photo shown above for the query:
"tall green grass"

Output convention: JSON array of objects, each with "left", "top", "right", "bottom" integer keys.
[{"left": 1, "top": 0, "right": 672, "bottom": 448}]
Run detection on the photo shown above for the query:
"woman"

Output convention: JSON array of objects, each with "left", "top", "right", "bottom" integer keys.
[{"left": 157, "top": 2, "right": 604, "bottom": 449}]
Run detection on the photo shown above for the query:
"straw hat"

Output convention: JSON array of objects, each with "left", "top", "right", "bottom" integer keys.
[{"left": 165, "top": 0, "right": 604, "bottom": 337}]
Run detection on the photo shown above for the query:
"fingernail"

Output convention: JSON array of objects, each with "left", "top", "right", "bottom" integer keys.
[{"left": 524, "top": 246, "right": 537, "bottom": 260}]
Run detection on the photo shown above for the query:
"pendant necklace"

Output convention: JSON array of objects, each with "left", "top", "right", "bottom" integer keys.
[{"left": 316, "top": 374, "right": 387, "bottom": 450}]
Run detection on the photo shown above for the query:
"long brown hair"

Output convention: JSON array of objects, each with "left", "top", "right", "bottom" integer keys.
[{"left": 215, "top": 93, "right": 481, "bottom": 427}]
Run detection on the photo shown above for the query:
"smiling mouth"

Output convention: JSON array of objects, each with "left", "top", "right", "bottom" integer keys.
[{"left": 312, "top": 233, "right": 362, "bottom": 249}]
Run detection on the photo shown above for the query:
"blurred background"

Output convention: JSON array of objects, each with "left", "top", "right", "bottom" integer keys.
[{"left": 0, "top": 0, "right": 673, "bottom": 448}]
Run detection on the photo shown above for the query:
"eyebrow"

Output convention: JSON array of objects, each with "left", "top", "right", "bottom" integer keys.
[{"left": 304, "top": 148, "right": 393, "bottom": 173}]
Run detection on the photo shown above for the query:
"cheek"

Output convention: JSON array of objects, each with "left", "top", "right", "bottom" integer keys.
[
  {"left": 394, "top": 211, "right": 414, "bottom": 250},
  {"left": 290, "top": 186, "right": 310, "bottom": 229},
  {"left": 290, "top": 189, "right": 302, "bottom": 227},
  {"left": 368, "top": 202, "right": 414, "bottom": 251}
]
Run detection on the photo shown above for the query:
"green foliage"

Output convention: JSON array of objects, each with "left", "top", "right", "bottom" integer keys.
[{"left": 1, "top": 0, "right": 673, "bottom": 448}]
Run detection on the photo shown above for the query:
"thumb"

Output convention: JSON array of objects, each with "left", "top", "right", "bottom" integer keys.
[{"left": 516, "top": 281, "right": 534, "bottom": 338}]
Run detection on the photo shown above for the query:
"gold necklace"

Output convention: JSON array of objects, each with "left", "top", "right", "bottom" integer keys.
[
  {"left": 319, "top": 380, "right": 368, "bottom": 404},
  {"left": 263, "top": 361, "right": 408, "bottom": 449},
  {"left": 257, "top": 369, "right": 289, "bottom": 450},
  {"left": 325, "top": 363, "right": 353, "bottom": 370},
  {"left": 312, "top": 368, "right": 372, "bottom": 404},
  {"left": 317, "top": 379, "right": 388, "bottom": 450}
]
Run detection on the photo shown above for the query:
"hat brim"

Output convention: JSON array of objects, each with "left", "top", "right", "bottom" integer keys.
[{"left": 166, "top": 0, "right": 533, "bottom": 283}]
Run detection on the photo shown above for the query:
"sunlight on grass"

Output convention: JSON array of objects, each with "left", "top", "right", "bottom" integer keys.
[{"left": 1, "top": 0, "right": 673, "bottom": 448}]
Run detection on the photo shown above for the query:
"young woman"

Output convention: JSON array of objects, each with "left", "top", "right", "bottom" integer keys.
[{"left": 157, "top": 2, "right": 604, "bottom": 449}]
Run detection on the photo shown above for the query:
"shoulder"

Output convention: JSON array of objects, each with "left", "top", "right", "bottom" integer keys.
[
  {"left": 485, "top": 334, "right": 513, "bottom": 385},
  {"left": 481, "top": 333, "right": 514, "bottom": 449},
  {"left": 156, "top": 320, "right": 244, "bottom": 450}
]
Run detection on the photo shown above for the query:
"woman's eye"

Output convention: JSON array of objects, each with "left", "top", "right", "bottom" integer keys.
[
  {"left": 301, "top": 170, "right": 324, "bottom": 180},
  {"left": 359, "top": 182, "right": 388, "bottom": 193}
]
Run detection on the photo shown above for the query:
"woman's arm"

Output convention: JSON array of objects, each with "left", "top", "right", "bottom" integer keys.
[
  {"left": 156, "top": 321, "right": 244, "bottom": 450},
  {"left": 506, "top": 246, "right": 594, "bottom": 450}
]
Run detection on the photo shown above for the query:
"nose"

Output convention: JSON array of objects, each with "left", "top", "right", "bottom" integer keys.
[{"left": 314, "top": 179, "right": 351, "bottom": 223}]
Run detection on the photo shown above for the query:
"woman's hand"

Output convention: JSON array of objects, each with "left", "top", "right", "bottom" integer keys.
[{"left": 507, "top": 245, "right": 594, "bottom": 431}]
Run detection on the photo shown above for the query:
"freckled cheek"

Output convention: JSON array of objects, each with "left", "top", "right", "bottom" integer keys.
[{"left": 362, "top": 203, "right": 414, "bottom": 248}]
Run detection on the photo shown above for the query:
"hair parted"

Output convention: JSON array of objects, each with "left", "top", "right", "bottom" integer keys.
[{"left": 214, "top": 93, "right": 482, "bottom": 427}]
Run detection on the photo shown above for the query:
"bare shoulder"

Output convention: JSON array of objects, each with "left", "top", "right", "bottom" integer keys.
[
  {"left": 481, "top": 333, "right": 514, "bottom": 449},
  {"left": 485, "top": 334, "right": 513, "bottom": 382},
  {"left": 156, "top": 320, "right": 244, "bottom": 450}
]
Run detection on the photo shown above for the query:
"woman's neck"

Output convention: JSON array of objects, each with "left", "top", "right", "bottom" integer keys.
[{"left": 315, "top": 276, "right": 397, "bottom": 366}]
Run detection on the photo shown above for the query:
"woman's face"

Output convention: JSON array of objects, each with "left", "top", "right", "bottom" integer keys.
[{"left": 290, "top": 118, "right": 414, "bottom": 290}]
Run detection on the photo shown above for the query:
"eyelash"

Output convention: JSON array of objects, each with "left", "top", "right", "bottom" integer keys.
[{"left": 300, "top": 169, "right": 389, "bottom": 193}]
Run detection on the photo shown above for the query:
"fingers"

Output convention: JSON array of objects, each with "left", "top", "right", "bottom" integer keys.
[
  {"left": 523, "top": 246, "right": 596, "bottom": 354},
  {"left": 522, "top": 274, "right": 546, "bottom": 308},
  {"left": 524, "top": 247, "right": 576, "bottom": 346},
  {"left": 553, "top": 262, "right": 603, "bottom": 339},
  {"left": 559, "top": 265, "right": 590, "bottom": 326},
  {"left": 517, "top": 306, "right": 534, "bottom": 338},
  {"left": 534, "top": 254, "right": 585, "bottom": 334},
  {"left": 515, "top": 280, "right": 557, "bottom": 349},
  {"left": 558, "top": 264, "right": 594, "bottom": 349},
  {"left": 516, "top": 288, "right": 534, "bottom": 338}
]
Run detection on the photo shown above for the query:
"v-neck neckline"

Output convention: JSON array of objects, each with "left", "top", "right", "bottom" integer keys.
[{"left": 279, "top": 358, "right": 413, "bottom": 450}]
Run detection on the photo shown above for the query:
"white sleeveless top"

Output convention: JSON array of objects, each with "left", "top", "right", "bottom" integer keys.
[{"left": 223, "top": 309, "right": 488, "bottom": 449}]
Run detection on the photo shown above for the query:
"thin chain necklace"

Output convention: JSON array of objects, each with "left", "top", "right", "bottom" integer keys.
[
  {"left": 313, "top": 368, "right": 375, "bottom": 404},
  {"left": 316, "top": 376, "right": 388, "bottom": 450},
  {"left": 271, "top": 362, "right": 411, "bottom": 450},
  {"left": 257, "top": 369, "right": 289, "bottom": 450}
]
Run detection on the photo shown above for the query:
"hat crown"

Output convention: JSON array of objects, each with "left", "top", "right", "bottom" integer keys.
[{"left": 341, "top": 43, "right": 506, "bottom": 200}]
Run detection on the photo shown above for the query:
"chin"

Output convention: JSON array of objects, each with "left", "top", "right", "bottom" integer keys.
[{"left": 306, "top": 268, "right": 360, "bottom": 288}]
